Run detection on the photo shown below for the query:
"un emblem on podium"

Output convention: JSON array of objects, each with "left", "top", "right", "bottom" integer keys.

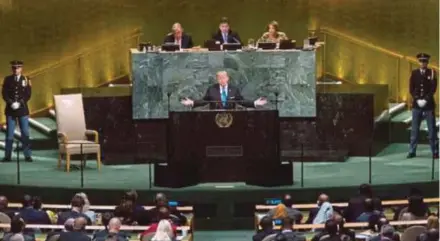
[{"left": 215, "top": 112, "right": 233, "bottom": 128}]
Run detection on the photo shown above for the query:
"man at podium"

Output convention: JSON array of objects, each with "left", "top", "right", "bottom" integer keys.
[{"left": 180, "top": 71, "right": 267, "bottom": 109}]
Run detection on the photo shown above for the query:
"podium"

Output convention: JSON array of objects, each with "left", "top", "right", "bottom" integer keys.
[{"left": 155, "top": 110, "right": 293, "bottom": 188}]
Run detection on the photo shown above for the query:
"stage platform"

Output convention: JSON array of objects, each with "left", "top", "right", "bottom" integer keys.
[{"left": 0, "top": 143, "right": 438, "bottom": 230}]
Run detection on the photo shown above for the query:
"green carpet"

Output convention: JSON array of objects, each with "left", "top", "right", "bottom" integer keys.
[{"left": 0, "top": 144, "right": 437, "bottom": 190}]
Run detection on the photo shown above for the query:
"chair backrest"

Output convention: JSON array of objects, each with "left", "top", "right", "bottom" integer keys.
[
  {"left": 54, "top": 94, "right": 87, "bottom": 141},
  {"left": 401, "top": 226, "right": 427, "bottom": 241},
  {"left": 261, "top": 233, "right": 278, "bottom": 241},
  {"left": 0, "top": 212, "right": 11, "bottom": 232},
  {"left": 47, "top": 234, "right": 60, "bottom": 241}
]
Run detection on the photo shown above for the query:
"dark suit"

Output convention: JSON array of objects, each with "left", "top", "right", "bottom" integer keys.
[
  {"left": 2, "top": 75, "right": 31, "bottom": 117},
  {"left": 409, "top": 68, "right": 438, "bottom": 155},
  {"left": 59, "top": 231, "right": 91, "bottom": 241},
  {"left": 344, "top": 195, "right": 383, "bottom": 222},
  {"left": 253, "top": 229, "right": 276, "bottom": 241},
  {"left": 193, "top": 84, "right": 254, "bottom": 109},
  {"left": 19, "top": 207, "right": 51, "bottom": 224},
  {"left": 163, "top": 33, "right": 194, "bottom": 49},
  {"left": 57, "top": 210, "right": 92, "bottom": 225},
  {"left": 211, "top": 30, "right": 241, "bottom": 44}
]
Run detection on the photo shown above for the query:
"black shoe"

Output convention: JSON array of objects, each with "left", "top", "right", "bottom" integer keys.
[
  {"left": 25, "top": 156, "right": 33, "bottom": 162},
  {"left": 433, "top": 154, "right": 439, "bottom": 159},
  {"left": 407, "top": 153, "right": 416, "bottom": 158},
  {"left": 1, "top": 158, "right": 11, "bottom": 162}
]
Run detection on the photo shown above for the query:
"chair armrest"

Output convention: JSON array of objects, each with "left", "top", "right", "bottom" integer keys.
[
  {"left": 85, "top": 130, "right": 99, "bottom": 143},
  {"left": 57, "top": 132, "right": 68, "bottom": 144}
]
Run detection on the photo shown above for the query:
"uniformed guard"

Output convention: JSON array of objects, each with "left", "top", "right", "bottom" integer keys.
[
  {"left": 1, "top": 61, "right": 32, "bottom": 162},
  {"left": 407, "top": 53, "right": 438, "bottom": 159}
]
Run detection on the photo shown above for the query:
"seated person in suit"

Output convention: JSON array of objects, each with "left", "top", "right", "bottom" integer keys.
[
  {"left": 45, "top": 218, "right": 74, "bottom": 241},
  {"left": 356, "top": 198, "right": 383, "bottom": 222},
  {"left": 93, "top": 218, "right": 128, "bottom": 241},
  {"left": 18, "top": 195, "right": 51, "bottom": 224},
  {"left": 258, "top": 21, "right": 288, "bottom": 43},
  {"left": 211, "top": 17, "right": 241, "bottom": 44},
  {"left": 57, "top": 195, "right": 92, "bottom": 225},
  {"left": 59, "top": 217, "right": 91, "bottom": 241},
  {"left": 163, "top": 23, "right": 194, "bottom": 49},
  {"left": 2, "top": 216, "right": 35, "bottom": 241},
  {"left": 267, "top": 194, "right": 302, "bottom": 224},
  {"left": 0, "top": 195, "right": 16, "bottom": 219},
  {"left": 253, "top": 216, "right": 276, "bottom": 241},
  {"left": 275, "top": 217, "right": 306, "bottom": 241},
  {"left": 180, "top": 71, "right": 267, "bottom": 109}
]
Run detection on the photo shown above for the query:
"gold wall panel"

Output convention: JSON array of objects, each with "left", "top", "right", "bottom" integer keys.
[{"left": 0, "top": 0, "right": 438, "bottom": 122}]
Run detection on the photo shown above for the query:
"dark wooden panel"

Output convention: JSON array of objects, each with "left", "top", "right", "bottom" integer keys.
[{"left": 82, "top": 93, "right": 379, "bottom": 165}]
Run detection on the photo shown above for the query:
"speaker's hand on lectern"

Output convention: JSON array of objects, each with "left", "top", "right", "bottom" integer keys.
[
  {"left": 181, "top": 98, "right": 194, "bottom": 106},
  {"left": 254, "top": 97, "right": 267, "bottom": 107}
]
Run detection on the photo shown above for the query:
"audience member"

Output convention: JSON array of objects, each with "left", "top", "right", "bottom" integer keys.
[
  {"left": 253, "top": 216, "right": 276, "bottom": 241},
  {"left": 417, "top": 216, "right": 439, "bottom": 241},
  {"left": 92, "top": 212, "right": 113, "bottom": 240},
  {"left": 18, "top": 195, "right": 50, "bottom": 224},
  {"left": 356, "top": 198, "right": 383, "bottom": 222},
  {"left": 312, "top": 194, "right": 334, "bottom": 225},
  {"left": 59, "top": 217, "right": 91, "bottom": 241},
  {"left": 312, "top": 219, "right": 340, "bottom": 241},
  {"left": 57, "top": 195, "right": 92, "bottom": 225},
  {"left": 93, "top": 217, "right": 128, "bottom": 241},
  {"left": 76, "top": 192, "right": 96, "bottom": 223},
  {"left": 142, "top": 206, "right": 178, "bottom": 236},
  {"left": 344, "top": 184, "right": 383, "bottom": 222},
  {"left": 142, "top": 193, "right": 187, "bottom": 225},
  {"left": 114, "top": 200, "right": 135, "bottom": 225},
  {"left": 2, "top": 216, "right": 35, "bottom": 241},
  {"left": 45, "top": 218, "right": 74, "bottom": 241},
  {"left": 370, "top": 224, "right": 400, "bottom": 241},
  {"left": 0, "top": 195, "right": 15, "bottom": 218},
  {"left": 151, "top": 220, "right": 175, "bottom": 241},
  {"left": 333, "top": 214, "right": 355, "bottom": 241},
  {"left": 267, "top": 194, "right": 302, "bottom": 224},
  {"left": 395, "top": 189, "right": 431, "bottom": 220},
  {"left": 275, "top": 217, "right": 306, "bottom": 241}
]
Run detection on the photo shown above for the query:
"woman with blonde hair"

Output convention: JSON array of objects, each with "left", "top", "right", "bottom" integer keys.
[
  {"left": 152, "top": 220, "right": 175, "bottom": 241},
  {"left": 258, "top": 21, "right": 288, "bottom": 43}
]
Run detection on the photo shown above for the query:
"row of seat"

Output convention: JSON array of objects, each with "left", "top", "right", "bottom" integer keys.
[{"left": 255, "top": 197, "right": 440, "bottom": 210}]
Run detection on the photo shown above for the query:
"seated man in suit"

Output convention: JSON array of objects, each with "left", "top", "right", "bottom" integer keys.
[
  {"left": 211, "top": 17, "right": 241, "bottom": 44},
  {"left": 180, "top": 71, "right": 267, "bottom": 109},
  {"left": 18, "top": 195, "right": 51, "bottom": 225},
  {"left": 163, "top": 22, "right": 194, "bottom": 49},
  {"left": 59, "top": 217, "right": 91, "bottom": 241}
]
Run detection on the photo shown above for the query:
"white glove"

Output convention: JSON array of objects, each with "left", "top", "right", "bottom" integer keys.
[
  {"left": 254, "top": 97, "right": 268, "bottom": 107},
  {"left": 417, "top": 99, "right": 427, "bottom": 108},
  {"left": 180, "top": 98, "right": 194, "bottom": 106},
  {"left": 11, "top": 102, "right": 20, "bottom": 110}
]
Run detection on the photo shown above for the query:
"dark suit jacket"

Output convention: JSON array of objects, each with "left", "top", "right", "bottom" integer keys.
[
  {"left": 252, "top": 229, "right": 276, "bottom": 241},
  {"left": 163, "top": 33, "right": 194, "bottom": 49},
  {"left": 19, "top": 207, "right": 51, "bottom": 224},
  {"left": 410, "top": 68, "right": 437, "bottom": 110},
  {"left": 193, "top": 84, "right": 254, "bottom": 109},
  {"left": 59, "top": 231, "right": 91, "bottom": 241},
  {"left": 305, "top": 207, "right": 319, "bottom": 224},
  {"left": 143, "top": 206, "right": 187, "bottom": 225},
  {"left": 2, "top": 74, "right": 32, "bottom": 117},
  {"left": 211, "top": 30, "right": 241, "bottom": 44},
  {"left": 344, "top": 196, "right": 382, "bottom": 222}
]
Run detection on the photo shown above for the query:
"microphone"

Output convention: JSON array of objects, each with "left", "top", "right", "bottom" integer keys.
[
  {"left": 274, "top": 92, "right": 279, "bottom": 110},
  {"left": 232, "top": 37, "right": 241, "bottom": 44}
]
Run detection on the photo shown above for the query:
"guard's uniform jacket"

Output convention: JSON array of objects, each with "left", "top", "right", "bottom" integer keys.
[
  {"left": 2, "top": 75, "right": 32, "bottom": 117},
  {"left": 410, "top": 68, "right": 437, "bottom": 110}
]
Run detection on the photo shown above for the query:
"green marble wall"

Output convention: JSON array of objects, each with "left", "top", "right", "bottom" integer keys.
[{"left": 132, "top": 50, "right": 316, "bottom": 119}]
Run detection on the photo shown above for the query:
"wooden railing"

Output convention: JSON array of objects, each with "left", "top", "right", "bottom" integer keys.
[
  {"left": 7, "top": 203, "right": 192, "bottom": 212},
  {"left": 255, "top": 197, "right": 440, "bottom": 210}
]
